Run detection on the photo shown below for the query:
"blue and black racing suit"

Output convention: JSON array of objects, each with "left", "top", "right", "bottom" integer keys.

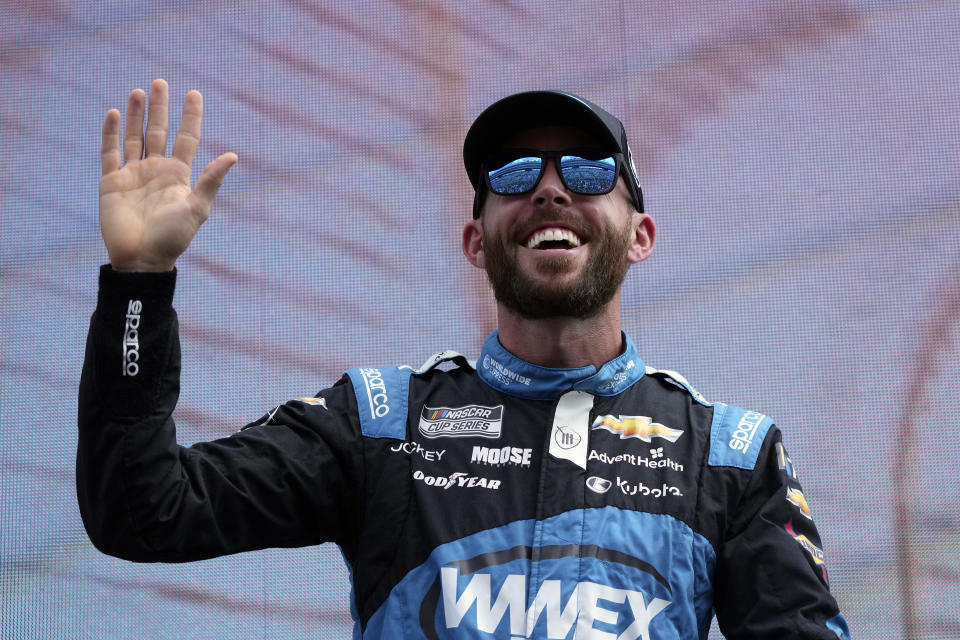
[{"left": 77, "top": 267, "right": 851, "bottom": 639}]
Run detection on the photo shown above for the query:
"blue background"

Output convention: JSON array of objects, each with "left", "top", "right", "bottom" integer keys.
[{"left": 2, "top": 1, "right": 959, "bottom": 638}]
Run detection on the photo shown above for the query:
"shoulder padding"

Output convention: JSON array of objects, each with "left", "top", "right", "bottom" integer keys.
[
  {"left": 346, "top": 366, "right": 412, "bottom": 439},
  {"left": 346, "top": 351, "right": 473, "bottom": 439},
  {"left": 412, "top": 350, "right": 474, "bottom": 374},
  {"left": 644, "top": 366, "right": 712, "bottom": 407},
  {"left": 707, "top": 403, "right": 775, "bottom": 470}
]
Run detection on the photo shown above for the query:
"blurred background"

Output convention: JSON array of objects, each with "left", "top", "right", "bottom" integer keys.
[{"left": 2, "top": 1, "right": 958, "bottom": 638}]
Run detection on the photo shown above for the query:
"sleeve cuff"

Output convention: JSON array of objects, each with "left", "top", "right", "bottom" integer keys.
[{"left": 97, "top": 264, "right": 177, "bottom": 307}]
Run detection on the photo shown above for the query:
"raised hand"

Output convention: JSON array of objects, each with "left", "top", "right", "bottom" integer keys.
[{"left": 99, "top": 79, "right": 237, "bottom": 271}]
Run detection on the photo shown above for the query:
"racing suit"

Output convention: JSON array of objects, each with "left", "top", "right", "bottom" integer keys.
[{"left": 77, "top": 267, "right": 851, "bottom": 639}]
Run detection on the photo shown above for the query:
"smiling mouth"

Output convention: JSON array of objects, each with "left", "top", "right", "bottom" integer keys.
[{"left": 524, "top": 227, "right": 583, "bottom": 250}]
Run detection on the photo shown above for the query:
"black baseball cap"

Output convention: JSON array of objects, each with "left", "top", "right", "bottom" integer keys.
[{"left": 463, "top": 90, "right": 644, "bottom": 217}]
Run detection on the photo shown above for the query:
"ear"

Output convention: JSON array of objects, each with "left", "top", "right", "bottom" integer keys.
[
  {"left": 462, "top": 219, "right": 485, "bottom": 269},
  {"left": 626, "top": 212, "right": 656, "bottom": 264}
]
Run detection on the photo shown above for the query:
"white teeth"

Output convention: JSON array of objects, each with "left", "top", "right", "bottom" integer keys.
[{"left": 525, "top": 228, "right": 583, "bottom": 250}]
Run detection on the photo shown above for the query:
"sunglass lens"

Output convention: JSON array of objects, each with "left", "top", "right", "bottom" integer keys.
[
  {"left": 487, "top": 155, "right": 543, "bottom": 195},
  {"left": 560, "top": 155, "right": 617, "bottom": 194}
]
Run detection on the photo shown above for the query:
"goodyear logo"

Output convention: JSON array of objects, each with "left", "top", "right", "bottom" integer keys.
[{"left": 591, "top": 415, "right": 684, "bottom": 443}]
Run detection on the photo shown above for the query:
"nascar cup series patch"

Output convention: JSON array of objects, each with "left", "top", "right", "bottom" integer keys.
[{"left": 418, "top": 405, "right": 504, "bottom": 439}]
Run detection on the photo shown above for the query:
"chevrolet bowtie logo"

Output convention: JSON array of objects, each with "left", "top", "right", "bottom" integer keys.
[
  {"left": 786, "top": 488, "right": 812, "bottom": 519},
  {"left": 591, "top": 415, "right": 684, "bottom": 443}
]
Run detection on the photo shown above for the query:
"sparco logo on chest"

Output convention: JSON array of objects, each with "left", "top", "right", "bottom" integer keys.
[{"left": 419, "top": 405, "right": 504, "bottom": 439}]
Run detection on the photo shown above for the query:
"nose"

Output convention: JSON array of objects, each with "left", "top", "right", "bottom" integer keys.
[{"left": 530, "top": 159, "right": 572, "bottom": 207}]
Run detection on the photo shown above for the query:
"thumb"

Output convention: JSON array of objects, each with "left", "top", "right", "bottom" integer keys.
[{"left": 192, "top": 152, "right": 238, "bottom": 210}]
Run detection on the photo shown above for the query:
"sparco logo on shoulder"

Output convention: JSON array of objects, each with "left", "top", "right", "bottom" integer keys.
[
  {"left": 359, "top": 367, "right": 390, "bottom": 418},
  {"left": 419, "top": 405, "right": 504, "bottom": 439},
  {"left": 729, "top": 410, "right": 765, "bottom": 453}
]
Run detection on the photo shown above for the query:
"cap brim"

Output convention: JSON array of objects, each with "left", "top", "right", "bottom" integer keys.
[{"left": 463, "top": 91, "right": 624, "bottom": 189}]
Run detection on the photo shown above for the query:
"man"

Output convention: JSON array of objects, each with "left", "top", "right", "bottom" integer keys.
[{"left": 78, "top": 79, "right": 851, "bottom": 639}]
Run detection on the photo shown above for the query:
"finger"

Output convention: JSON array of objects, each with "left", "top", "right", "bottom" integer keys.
[
  {"left": 122, "top": 88, "right": 146, "bottom": 164},
  {"left": 101, "top": 109, "right": 122, "bottom": 175},
  {"left": 172, "top": 90, "right": 203, "bottom": 169},
  {"left": 191, "top": 152, "right": 238, "bottom": 212},
  {"left": 144, "top": 78, "right": 170, "bottom": 158}
]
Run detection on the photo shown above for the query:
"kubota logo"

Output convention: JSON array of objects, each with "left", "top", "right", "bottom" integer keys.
[{"left": 591, "top": 415, "right": 684, "bottom": 443}]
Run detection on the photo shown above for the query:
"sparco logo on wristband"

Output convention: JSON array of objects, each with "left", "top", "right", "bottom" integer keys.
[{"left": 122, "top": 300, "right": 142, "bottom": 376}]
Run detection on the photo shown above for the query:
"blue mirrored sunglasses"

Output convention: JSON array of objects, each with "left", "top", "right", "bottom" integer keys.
[{"left": 484, "top": 149, "right": 623, "bottom": 197}]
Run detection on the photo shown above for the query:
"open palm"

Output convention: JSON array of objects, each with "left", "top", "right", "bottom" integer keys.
[{"left": 100, "top": 79, "right": 236, "bottom": 272}]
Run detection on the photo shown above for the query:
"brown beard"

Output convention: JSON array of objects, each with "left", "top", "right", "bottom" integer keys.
[{"left": 481, "top": 212, "right": 632, "bottom": 319}]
